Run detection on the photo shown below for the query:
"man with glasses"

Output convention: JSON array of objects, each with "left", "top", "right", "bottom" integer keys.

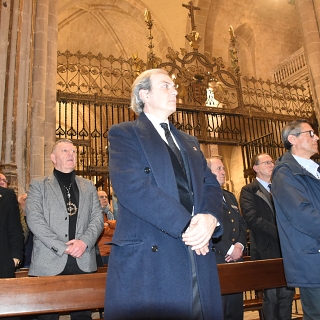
[
  {"left": 240, "top": 153, "right": 294, "bottom": 320},
  {"left": 272, "top": 120, "right": 320, "bottom": 320}
]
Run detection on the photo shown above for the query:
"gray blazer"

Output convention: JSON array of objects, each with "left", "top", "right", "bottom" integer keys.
[{"left": 26, "top": 174, "right": 104, "bottom": 276}]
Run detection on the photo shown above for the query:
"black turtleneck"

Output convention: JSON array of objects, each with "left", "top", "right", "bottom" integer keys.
[{"left": 53, "top": 168, "right": 79, "bottom": 240}]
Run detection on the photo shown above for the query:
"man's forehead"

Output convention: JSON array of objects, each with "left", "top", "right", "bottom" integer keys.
[
  {"left": 258, "top": 154, "right": 272, "bottom": 161},
  {"left": 211, "top": 159, "right": 224, "bottom": 168},
  {"left": 56, "top": 142, "right": 75, "bottom": 150},
  {"left": 299, "top": 123, "right": 312, "bottom": 131},
  {"left": 151, "top": 73, "right": 173, "bottom": 85}
]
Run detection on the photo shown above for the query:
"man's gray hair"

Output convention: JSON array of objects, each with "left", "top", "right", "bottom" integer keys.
[
  {"left": 51, "top": 139, "right": 74, "bottom": 153},
  {"left": 206, "top": 155, "right": 223, "bottom": 170},
  {"left": 282, "top": 119, "right": 309, "bottom": 150},
  {"left": 130, "top": 69, "right": 169, "bottom": 114}
]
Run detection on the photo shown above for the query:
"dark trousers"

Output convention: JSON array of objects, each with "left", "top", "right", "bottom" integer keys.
[
  {"left": 262, "top": 286, "right": 294, "bottom": 320},
  {"left": 300, "top": 287, "right": 320, "bottom": 320},
  {"left": 222, "top": 293, "right": 243, "bottom": 320}
]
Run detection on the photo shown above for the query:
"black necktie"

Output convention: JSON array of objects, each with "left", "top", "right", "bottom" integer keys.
[
  {"left": 268, "top": 183, "right": 272, "bottom": 193},
  {"left": 160, "top": 123, "right": 186, "bottom": 175}
]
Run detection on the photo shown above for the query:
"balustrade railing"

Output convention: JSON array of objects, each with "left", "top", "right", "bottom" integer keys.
[{"left": 272, "top": 47, "right": 307, "bottom": 84}]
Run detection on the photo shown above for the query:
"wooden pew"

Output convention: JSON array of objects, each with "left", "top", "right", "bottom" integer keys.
[
  {"left": 0, "top": 258, "right": 291, "bottom": 318},
  {"left": 14, "top": 266, "right": 108, "bottom": 278},
  {"left": 218, "top": 258, "right": 287, "bottom": 319},
  {"left": 218, "top": 258, "right": 286, "bottom": 294},
  {"left": 0, "top": 273, "right": 107, "bottom": 317}
]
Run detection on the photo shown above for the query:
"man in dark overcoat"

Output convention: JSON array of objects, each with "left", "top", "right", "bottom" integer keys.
[
  {"left": 0, "top": 186, "right": 24, "bottom": 278},
  {"left": 105, "top": 69, "right": 224, "bottom": 320},
  {"left": 272, "top": 120, "right": 320, "bottom": 319}
]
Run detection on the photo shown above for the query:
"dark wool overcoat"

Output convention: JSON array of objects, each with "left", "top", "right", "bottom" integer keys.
[
  {"left": 0, "top": 186, "right": 23, "bottom": 278},
  {"left": 272, "top": 151, "right": 320, "bottom": 287},
  {"left": 105, "top": 112, "right": 224, "bottom": 320}
]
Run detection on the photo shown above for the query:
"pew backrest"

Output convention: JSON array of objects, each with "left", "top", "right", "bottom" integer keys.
[
  {"left": 0, "top": 273, "right": 106, "bottom": 317},
  {"left": 0, "top": 258, "right": 287, "bottom": 317}
]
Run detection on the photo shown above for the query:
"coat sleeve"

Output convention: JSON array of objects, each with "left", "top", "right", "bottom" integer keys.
[
  {"left": 77, "top": 181, "right": 104, "bottom": 249},
  {"left": 26, "top": 179, "right": 68, "bottom": 257},
  {"left": 8, "top": 189, "right": 24, "bottom": 260},
  {"left": 272, "top": 166, "right": 320, "bottom": 241},
  {"left": 240, "top": 186, "right": 279, "bottom": 241},
  {"left": 108, "top": 124, "right": 192, "bottom": 238}
]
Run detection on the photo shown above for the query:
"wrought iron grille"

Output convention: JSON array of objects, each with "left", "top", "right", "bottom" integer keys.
[{"left": 56, "top": 49, "right": 316, "bottom": 189}]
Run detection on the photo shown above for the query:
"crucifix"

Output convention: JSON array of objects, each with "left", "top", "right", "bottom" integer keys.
[{"left": 182, "top": 1, "right": 201, "bottom": 31}]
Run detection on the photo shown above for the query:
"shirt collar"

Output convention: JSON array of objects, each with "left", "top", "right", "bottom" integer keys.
[
  {"left": 256, "top": 177, "right": 271, "bottom": 192},
  {"left": 292, "top": 154, "right": 319, "bottom": 178}
]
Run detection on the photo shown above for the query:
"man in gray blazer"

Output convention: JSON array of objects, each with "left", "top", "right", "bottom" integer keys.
[{"left": 26, "top": 139, "right": 104, "bottom": 320}]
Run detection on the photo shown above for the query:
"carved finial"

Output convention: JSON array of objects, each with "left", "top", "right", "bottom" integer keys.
[
  {"left": 144, "top": 9, "right": 152, "bottom": 25},
  {"left": 229, "top": 25, "right": 241, "bottom": 77},
  {"left": 143, "top": 9, "right": 161, "bottom": 69}
]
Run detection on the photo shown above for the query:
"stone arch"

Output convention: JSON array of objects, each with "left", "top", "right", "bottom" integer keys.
[
  {"left": 233, "top": 23, "right": 256, "bottom": 77},
  {"left": 58, "top": 0, "right": 173, "bottom": 61}
]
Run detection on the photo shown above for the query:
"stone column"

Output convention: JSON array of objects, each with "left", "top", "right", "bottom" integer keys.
[
  {"left": 0, "top": 0, "right": 34, "bottom": 192},
  {"left": 44, "top": 0, "right": 58, "bottom": 175},
  {"left": 295, "top": 0, "right": 320, "bottom": 124},
  {"left": 29, "top": 0, "right": 57, "bottom": 179}
]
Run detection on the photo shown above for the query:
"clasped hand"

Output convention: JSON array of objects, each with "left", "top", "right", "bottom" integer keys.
[
  {"left": 64, "top": 239, "right": 87, "bottom": 258},
  {"left": 182, "top": 214, "right": 218, "bottom": 256}
]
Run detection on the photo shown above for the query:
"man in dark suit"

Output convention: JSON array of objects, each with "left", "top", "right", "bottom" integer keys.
[
  {"left": 105, "top": 69, "right": 224, "bottom": 320},
  {"left": 208, "top": 156, "right": 246, "bottom": 320},
  {"left": 26, "top": 139, "right": 104, "bottom": 320},
  {"left": 239, "top": 153, "right": 294, "bottom": 320},
  {"left": 0, "top": 186, "right": 24, "bottom": 278}
]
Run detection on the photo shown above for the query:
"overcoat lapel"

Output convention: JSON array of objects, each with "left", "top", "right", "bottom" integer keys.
[
  {"left": 254, "top": 180, "right": 274, "bottom": 211},
  {"left": 75, "top": 176, "right": 85, "bottom": 218},
  {"left": 47, "top": 174, "right": 66, "bottom": 210},
  {"left": 134, "top": 113, "right": 180, "bottom": 202},
  {"left": 171, "top": 124, "right": 201, "bottom": 206}
]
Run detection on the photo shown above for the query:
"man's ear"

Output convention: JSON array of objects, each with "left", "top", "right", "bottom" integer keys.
[
  {"left": 50, "top": 153, "right": 56, "bottom": 164},
  {"left": 139, "top": 89, "right": 149, "bottom": 103},
  {"left": 253, "top": 165, "right": 259, "bottom": 175},
  {"left": 287, "top": 134, "right": 296, "bottom": 147}
]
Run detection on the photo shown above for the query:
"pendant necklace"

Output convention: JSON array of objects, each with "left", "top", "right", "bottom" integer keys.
[{"left": 64, "top": 183, "right": 78, "bottom": 216}]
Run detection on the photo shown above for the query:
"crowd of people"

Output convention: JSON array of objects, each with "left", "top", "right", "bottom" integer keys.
[{"left": 1, "top": 69, "right": 320, "bottom": 320}]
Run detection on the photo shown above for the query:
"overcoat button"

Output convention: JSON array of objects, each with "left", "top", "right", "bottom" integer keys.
[
  {"left": 144, "top": 167, "right": 151, "bottom": 174},
  {"left": 151, "top": 245, "right": 158, "bottom": 252},
  {"left": 211, "top": 246, "right": 216, "bottom": 252}
]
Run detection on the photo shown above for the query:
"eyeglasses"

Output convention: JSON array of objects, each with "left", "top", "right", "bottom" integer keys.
[
  {"left": 0, "top": 178, "right": 8, "bottom": 183},
  {"left": 99, "top": 196, "right": 108, "bottom": 199},
  {"left": 257, "top": 160, "right": 274, "bottom": 165},
  {"left": 295, "top": 130, "right": 315, "bottom": 138}
]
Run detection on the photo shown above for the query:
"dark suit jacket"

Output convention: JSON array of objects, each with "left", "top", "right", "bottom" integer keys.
[
  {"left": 105, "top": 112, "right": 224, "bottom": 320},
  {"left": 0, "top": 187, "right": 24, "bottom": 278},
  {"left": 213, "top": 189, "right": 247, "bottom": 264},
  {"left": 240, "top": 179, "right": 281, "bottom": 260}
]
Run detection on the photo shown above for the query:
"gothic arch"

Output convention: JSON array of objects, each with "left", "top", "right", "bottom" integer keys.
[
  {"left": 233, "top": 23, "right": 256, "bottom": 77},
  {"left": 58, "top": 0, "right": 173, "bottom": 61}
]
